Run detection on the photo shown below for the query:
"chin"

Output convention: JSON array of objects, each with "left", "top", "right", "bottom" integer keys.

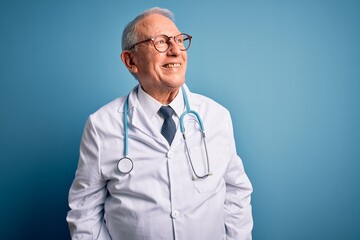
[
  {"left": 172, "top": 78, "right": 185, "bottom": 87},
  {"left": 162, "top": 74, "right": 185, "bottom": 84}
]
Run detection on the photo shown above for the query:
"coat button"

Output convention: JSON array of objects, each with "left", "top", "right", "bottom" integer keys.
[
  {"left": 167, "top": 150, "right": 174, "bottom": 158},
  {"left": 171, "top": 210, "right": 179, "bottom": 219}
]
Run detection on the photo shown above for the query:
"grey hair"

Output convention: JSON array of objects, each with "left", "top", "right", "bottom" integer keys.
[{"left": 121, "top": 7, "right": 175, "bottom": 51}]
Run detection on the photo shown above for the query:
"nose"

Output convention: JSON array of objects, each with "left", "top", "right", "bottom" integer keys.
[{"left": 166, "top": 37, "right": 181, "bottom": 56}]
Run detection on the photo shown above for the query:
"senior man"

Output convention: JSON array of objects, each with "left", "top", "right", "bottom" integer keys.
[{"left": 67, "top": 7, "right": 253, "bottom": 240}]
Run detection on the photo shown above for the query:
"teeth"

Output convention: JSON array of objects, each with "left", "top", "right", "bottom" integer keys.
[{"left": 164, "top": 63, "right": 181, "bottom": 68}]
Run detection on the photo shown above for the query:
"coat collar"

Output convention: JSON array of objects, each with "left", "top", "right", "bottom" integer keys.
[{"left": 118, "top": 84, "right": 203, "bottom": 113}]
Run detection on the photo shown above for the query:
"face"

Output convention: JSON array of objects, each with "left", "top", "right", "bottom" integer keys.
[{"left": 122, "top": 14, "right": 188, "bottom": 101}]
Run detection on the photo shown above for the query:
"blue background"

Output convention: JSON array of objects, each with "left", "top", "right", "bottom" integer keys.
[{"left": 1, "top": 0, "right": 359, "bottom": 239}]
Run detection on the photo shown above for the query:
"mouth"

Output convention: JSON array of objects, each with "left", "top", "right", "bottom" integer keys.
[{"left": 162, "top": 63, "right": 181, "bottom": 68}]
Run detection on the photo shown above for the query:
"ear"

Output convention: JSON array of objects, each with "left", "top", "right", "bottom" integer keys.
[{"left": 121, "top": 51, "right": 138, "bottom": 74}]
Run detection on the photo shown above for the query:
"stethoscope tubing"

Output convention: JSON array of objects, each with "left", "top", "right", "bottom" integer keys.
[
  {"left": 123, "top": 95, "right": 129, "bottom": 157},
  {"left": 118, "top": 86, "right": 211, "bottom": 179}
]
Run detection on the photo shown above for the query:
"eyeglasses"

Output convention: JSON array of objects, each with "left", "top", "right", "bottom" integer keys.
[{"left": 129, "top": 33, "right": 192, "bottom": 53}]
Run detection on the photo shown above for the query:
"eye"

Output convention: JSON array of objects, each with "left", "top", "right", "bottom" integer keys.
[
  {"left": 176, "top": 35, "right": 185, "bottom": 43},
  {"left": 154, "top": 36, "right": 167, "bottom": 45}
]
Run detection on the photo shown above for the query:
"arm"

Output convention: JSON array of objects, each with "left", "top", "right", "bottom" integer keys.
[
  {"left": 224, "top": 114, "right": 253, "bottom": 240},
  {"left": 66, "top": 116, "right": 111, "bottom": 240}
]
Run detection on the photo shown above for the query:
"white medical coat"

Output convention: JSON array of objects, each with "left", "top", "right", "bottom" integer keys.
[{"left": 67, "top": 85, "right": 253, "bottom": 240}]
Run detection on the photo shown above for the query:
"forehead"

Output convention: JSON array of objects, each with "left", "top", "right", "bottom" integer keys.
[{"left": 136, "top": 13, "right": 181, "bottom": 38}]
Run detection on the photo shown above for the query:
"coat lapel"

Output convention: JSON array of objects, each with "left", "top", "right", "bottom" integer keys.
[{"left": 119, "top": 85, "right": 167, "bottom": 147}]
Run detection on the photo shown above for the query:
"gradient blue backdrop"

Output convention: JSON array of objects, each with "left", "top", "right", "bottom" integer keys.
[{"left": 1, "top": 0, "right": 359, "bottom": 239}]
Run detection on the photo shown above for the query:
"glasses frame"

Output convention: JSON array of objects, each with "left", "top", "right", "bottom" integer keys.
[{"left": 129, "top": 33, "right": 192, "bottom": 53}]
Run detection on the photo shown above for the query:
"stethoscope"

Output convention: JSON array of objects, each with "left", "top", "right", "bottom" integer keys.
[{"left": 117, "top": 86, "right": 212, "bottom": 180}]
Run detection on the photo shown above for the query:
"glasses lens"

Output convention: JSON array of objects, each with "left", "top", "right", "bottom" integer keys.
[
  {"left": 176, "top": 34, "right": 191, "bottom": 50},
  {"left": 153, "top": 35, "right": 169, "bottom": 52}
]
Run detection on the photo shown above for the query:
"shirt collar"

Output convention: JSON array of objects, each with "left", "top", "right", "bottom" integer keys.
[
  {"left": 168, "top": 87, "right": 184, "bottom": 118},
  {"left": 137, "top": 85, "right": 184, "bottom": 119}
]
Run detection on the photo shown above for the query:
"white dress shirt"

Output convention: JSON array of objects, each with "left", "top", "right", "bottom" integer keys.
[{"left": 137, "top": 85, "right": 184, "bottom": 135}]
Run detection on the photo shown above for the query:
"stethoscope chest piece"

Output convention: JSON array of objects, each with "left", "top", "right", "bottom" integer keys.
[{"left": 117, "top": 157, "right": 133, "bottom": 174}]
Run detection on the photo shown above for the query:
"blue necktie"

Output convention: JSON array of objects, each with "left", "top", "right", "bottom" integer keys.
[{"left": 159, "top": 106, "right": 176, "bottom": 145}]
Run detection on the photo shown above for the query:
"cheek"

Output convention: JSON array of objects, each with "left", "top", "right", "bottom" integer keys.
[
  {"left": 182, "top": 51, "right": 188, "bottom": 60},
  {"left": 182, "top": 54, "right": 188, "bottom": 69},
  {"left": 139, "top": 60, "right": 154, "bottom": 75},
  {"left": 135, "top": 52, "right": 157, "bottom": 73}
]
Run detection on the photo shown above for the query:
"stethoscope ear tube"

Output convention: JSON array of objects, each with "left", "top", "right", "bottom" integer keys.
[
  {"left": 180, "top": 87, "right": 205, "bottom": 134},
  {"left": 179, "top": 109, "right": 205, "bottom": 134}
]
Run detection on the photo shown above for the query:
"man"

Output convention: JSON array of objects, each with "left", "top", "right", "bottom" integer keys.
[{"left": 67, "top": 7, "right": 253, "bottom": 240}]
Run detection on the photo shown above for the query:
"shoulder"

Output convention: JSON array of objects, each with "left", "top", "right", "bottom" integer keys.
[
  {"left": 190, "top": 91, "right": 230, "bottom": 116},
  {"left": 88, "top": 96, "right": 126, "bottom": 124}
]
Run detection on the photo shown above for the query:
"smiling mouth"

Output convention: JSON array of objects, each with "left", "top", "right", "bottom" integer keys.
[{"left": 162, "top": 63, "right": 181, "bottom": 68}]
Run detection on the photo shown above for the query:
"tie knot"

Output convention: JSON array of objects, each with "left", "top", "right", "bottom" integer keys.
[{"left": 159, "top": 106, "right": 175, "bottom": 119}]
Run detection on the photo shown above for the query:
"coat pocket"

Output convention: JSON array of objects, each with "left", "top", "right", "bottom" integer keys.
[{"left": 188, "top": 146, "right": 227, "bottom": 193}]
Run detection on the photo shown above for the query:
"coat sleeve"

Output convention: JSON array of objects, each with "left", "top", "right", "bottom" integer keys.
[
  {"left": 224, "top": 113, "right": 253, "bottom": 240},
  {"left": 66, "top": 116, "right": 111, "bottom": 240}
]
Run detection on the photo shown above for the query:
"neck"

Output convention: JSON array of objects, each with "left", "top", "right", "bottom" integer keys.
[{"left": 141, "top": 85, "right": 180, "bottom": 105}]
